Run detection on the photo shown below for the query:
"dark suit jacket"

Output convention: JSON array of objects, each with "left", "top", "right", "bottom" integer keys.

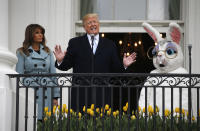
[
  {"left": 56, "top": 34, "right": 124, "bottom": 73},
  {"left": 55, "top": 34, "right": 124, "bottom": 110}
]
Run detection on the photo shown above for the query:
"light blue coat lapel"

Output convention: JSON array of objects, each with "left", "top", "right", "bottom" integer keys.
[{"left": 28, "top": 44, "right": 49, "bottom": 60}]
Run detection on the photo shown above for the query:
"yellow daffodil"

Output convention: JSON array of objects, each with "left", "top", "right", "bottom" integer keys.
[
  {"left": 83, "top": 106, "right": 85, "bottom": 112},
  {"left": 113, "top": 112, "right": 117, "bottom": 117},
  {"left": 182, "top": 109, "right": 185, "bottom": 116},
  {"left": 123, "top": 106, "right": 127, "bottom": 112},
  {"left": 87, "top": 109, "right": 91, "bottom": 114},
  {"left": 131, "top": 115, "right": 136, "bottom": 120},
  {"left": 143, "top": 107, "right": 145, "bottom": 113},
  {"left": 53, "top": 105, "right": 57, "bottom": 110},
  {"left": 96, "top": 108, "right": 100, "bottom": 113},
  {"left": 47, "top": 112, "right": 51, "bottom": 117},
  {"left": 165, "top": 109, "right": 170, "bottom": 117},
  {"left": 175, "top": 107, "right": 180, "bottom": 113},
  {"left": 116, "top": 110, "right": 119, "bottom": 115},
  {"left": 107, "top": 110, "right": 111, "bottom": 116},
  {"left": 65, "top": 109, "right": 68, "bottom": 114},
  {"left": 70, "top": 109, "right": 73, "bottom": 114},
  {"left": 44, "top": 107, "right": 48, "bottom": 112},
  {"left": 45, "top": 111, "right": 48, "bottom": 116},
  {"left": 91, "top": 104, "right": 94, "bottom": 110},
  {"left": 105, "top": 104, "right": 109, "bottom": 110},
  {"left": 148, "top": 106, "right": 153, "bottom": 114},
  {"left": 53, "top": 107, "right": 56, "bottom": 114},
  {"left": 192, "top": 116, "right": 195, "bottom": 121},
  {"left": 126, "top": 102, "right": 128, "bottom": 108},
  {"left": 63, "top": 104, "right": 67, "bottom": 110},
  {"left": 78, "top": 112, "right": 82, "bottom": 119},
  {"left": 90, "top": 110, "right": 94, "bottom": 116},
  {"left": 138, "top": 106, "right": 141, "bottom": 113}
]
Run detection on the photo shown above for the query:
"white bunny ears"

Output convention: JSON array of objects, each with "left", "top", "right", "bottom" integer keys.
[{"left": 142, "top": 22, "right": 183, "bottom": 44}]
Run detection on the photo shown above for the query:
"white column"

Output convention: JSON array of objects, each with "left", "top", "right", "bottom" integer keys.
[
  {"left": 184, "top": 0, "right": 200, "bottom": 73},
  {"left": 183, "top": 0, "right": 200, "bottom": 120},
  {"left": 0, "top": 0, "right": 18, "bottom": 131}
]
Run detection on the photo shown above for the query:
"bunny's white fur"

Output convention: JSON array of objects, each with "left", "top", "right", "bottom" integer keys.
[{"left": 139, "top": 22, "right": 195, "bottom": 116}]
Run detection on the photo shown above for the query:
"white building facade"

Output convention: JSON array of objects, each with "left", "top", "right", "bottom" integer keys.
[{"left": 0, "top": 0, "right": 200, "bottom": 130}]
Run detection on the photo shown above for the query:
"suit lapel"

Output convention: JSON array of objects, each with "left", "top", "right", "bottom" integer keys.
[
  {"left": 82, "top": 34, "right": 93, "bottom": 54},
  {"left": 95, "top": 37, "right": 105, "bottom": 55}
]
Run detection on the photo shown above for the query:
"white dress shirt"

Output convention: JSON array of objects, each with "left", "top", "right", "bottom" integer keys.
[{"left": 87, "top": 34, "right": 99, "bottom": 54}]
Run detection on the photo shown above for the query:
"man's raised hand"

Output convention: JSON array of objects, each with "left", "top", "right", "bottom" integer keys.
[{"left": 53, "top": 45, "right": 66, "bottom": 63}]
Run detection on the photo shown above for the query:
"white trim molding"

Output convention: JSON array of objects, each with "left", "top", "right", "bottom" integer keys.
[{"left": 75, "top": 20, "right": 184, "bottom": 33}]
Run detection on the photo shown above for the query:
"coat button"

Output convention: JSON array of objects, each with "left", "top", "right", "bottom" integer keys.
[
  {"left": 43, "top": 64, "right": 46, "bottom": 67},
  {"left": 34, "top": 64, "right": 37, "bottom": 67}
]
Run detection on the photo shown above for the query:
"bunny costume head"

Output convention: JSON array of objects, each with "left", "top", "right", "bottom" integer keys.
[{"left": 143, "top": 22, "right": 183, "bottom": 73}]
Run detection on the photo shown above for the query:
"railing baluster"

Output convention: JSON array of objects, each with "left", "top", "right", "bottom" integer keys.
[
  {"left": 136, "top": 87, "right": 139, "bottom": 131},
  {"left": 84, "top": 85, "right": 88, "bottom": 131},
  {"left": 42, "top": 87, "right": 45, "bottom": 131},
  {"left": 119, "top": 86, "right": 122, "bottom": 131},
  {"left": 110, "top": 85, "right": 113, "bottom": 131},
  {"left": 179, "top": 86, "right": 183, "bottom": 130},
  {"left": 76, "top": 86, "right": 79, "bottom": 131},
  {"left": 128, "top": 86, "right": 130, "bottom": 131},
  {"left": 171, "top": 86, "right": 174, "bottom": 131},
  {"left": 197, "top": 87, "right": 199, "bottom": 130},
  {"left": 102, "top": 86, "right": 105, "bottom": 131},
  {"left": 25, "top": 85, "right": 28, "bottom": 131},
  {"left": 15, "top": 77, "right": 20, "bottom": 131},
  {"left": 67, "top": 87, "right": 70, "bottom": 131},
  {"left": 33, "top": 87, "right": 37, "bottom": 131},
  {"left": 145, "top": 86, "right": 147, "bottom": 131},
  {"left": 50, "top": 87, "right": 54, "bottom": 131},
  {"left": 59, "top": 86, "right": 62, "bottom": 131},
  {"left": 153, "top": 86, "right": 156, "bottom": 131},
  {"left": 188, "top": 76, "right": 192, "bottom": 130},
  {"left": 93, "top": 76, "right": 96, "bottom": 131},
  {"left": 162, "top": 87, "right": 165, "bottom": 131}
]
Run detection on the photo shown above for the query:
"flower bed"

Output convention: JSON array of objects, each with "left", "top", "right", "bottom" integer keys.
[{"left": 37, "top": 103, "right": 198, "bottom": 131}]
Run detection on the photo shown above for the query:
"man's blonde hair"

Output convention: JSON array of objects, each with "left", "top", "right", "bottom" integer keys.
[{"left": 82, "top": 13, "right": 99, "bottom": 26}]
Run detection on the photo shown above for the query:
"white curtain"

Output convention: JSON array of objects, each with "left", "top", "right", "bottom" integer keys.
[
  {"left": 169, "top": 0, "right": 180, "bottom": 20},
  {"left": 148, "top": 0, "right": 169, "bottom": 20},
  {"left": 80, "top": 0, "right": 95, "bottom": 19}
]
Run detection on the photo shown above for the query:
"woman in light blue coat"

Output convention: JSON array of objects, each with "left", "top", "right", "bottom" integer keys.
[{"left": 16, "top": 24, "right": 60, "bottom": 120}]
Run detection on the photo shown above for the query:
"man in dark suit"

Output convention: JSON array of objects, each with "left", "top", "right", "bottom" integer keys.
[{"left": 54, "top": 13, "right": 136, "bottom": 111}]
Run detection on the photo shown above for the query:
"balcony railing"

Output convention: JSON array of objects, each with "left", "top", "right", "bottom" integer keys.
[{"left": 8, "top": 73, "right": 200, "bottom": 131}]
